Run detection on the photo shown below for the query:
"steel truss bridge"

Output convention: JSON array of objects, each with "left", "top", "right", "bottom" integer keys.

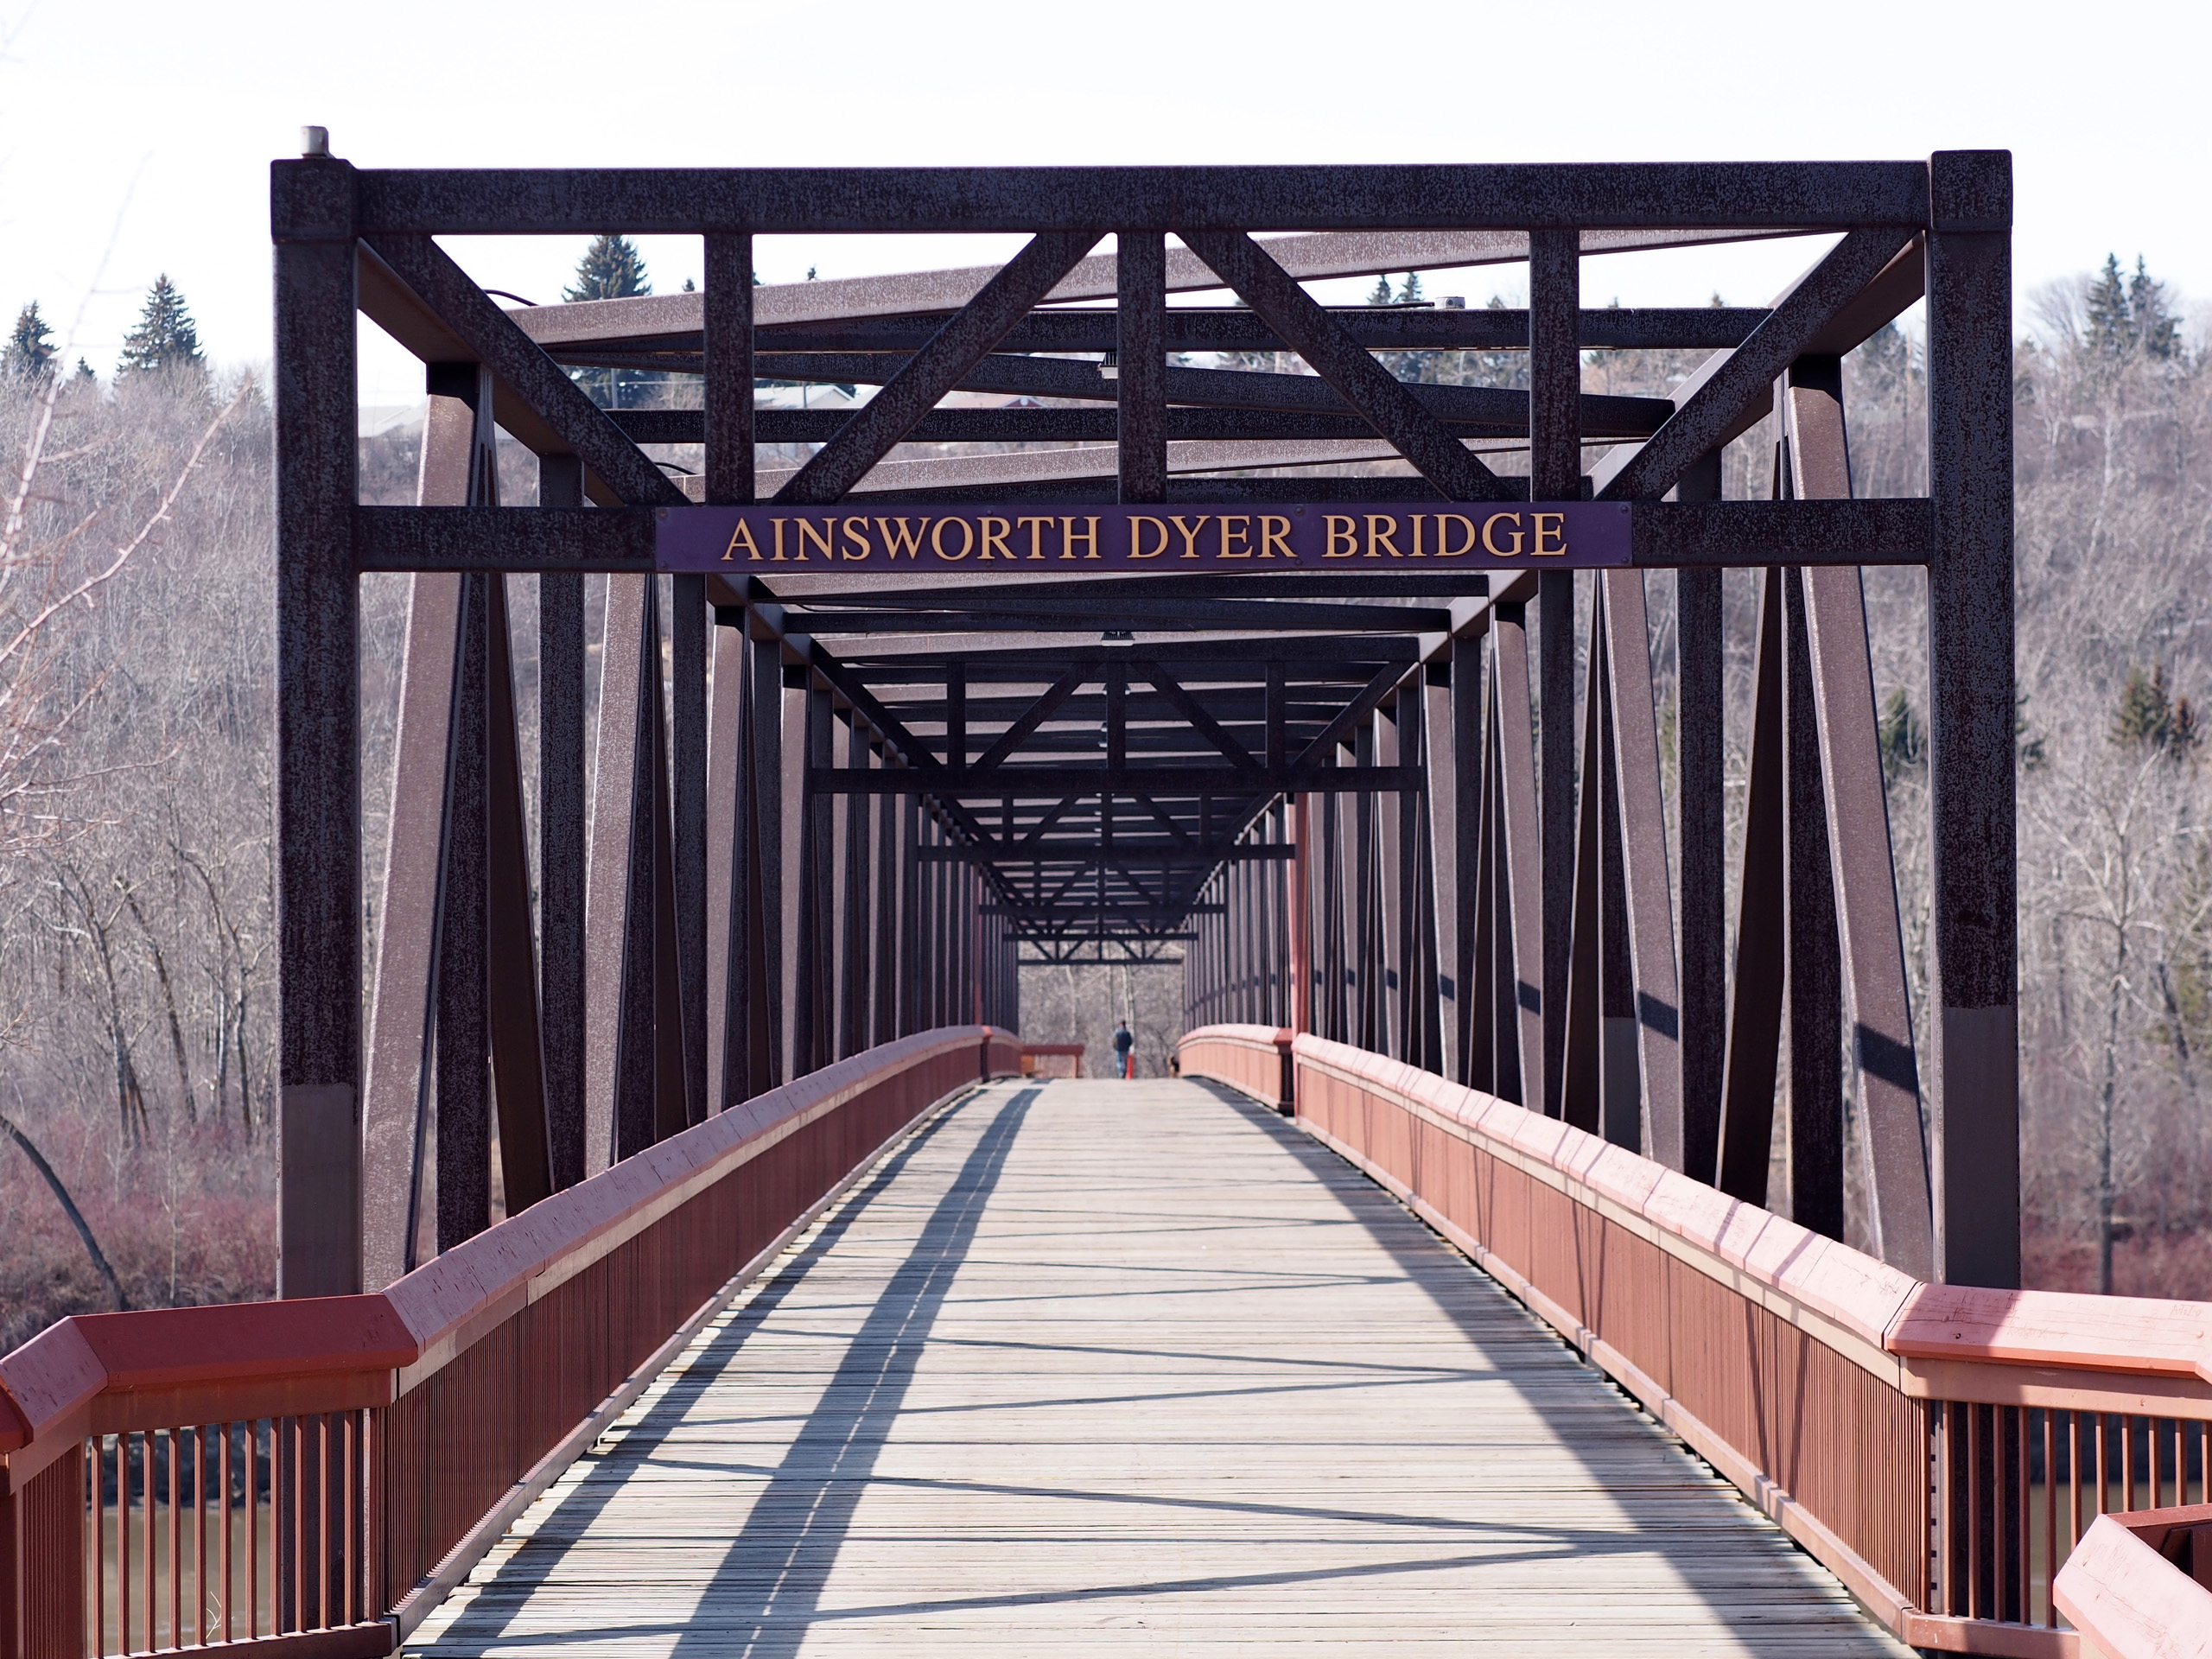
[{"left": 2, "top": 147, "right": 2208, "bottom": 1658}]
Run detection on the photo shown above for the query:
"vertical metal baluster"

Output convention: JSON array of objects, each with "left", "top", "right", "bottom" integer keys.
[
  {"left": 143, "top": 1429, "right": 156, "bottom": 1652},
  {"left": 194, "top": 1424, "right": 207, "bottom": 1644},
  {"left": 2041, "top": 1408, "right": 2055, "bottom": 1624},
  {"left": 94, "top": 1436, "right": 107, "bottom": 1659},
  {"left": 2098, "top": 1412, "right": 2111, "bottom": 1522},
  {"left": 168, "top": 1426, "right": 180, "bottom": 1648},
  {"left": 1994, "top": 1408, "right": 2008, "bottom": 1624},
  {"left": 320, "top": 1414, "right": 333, "bottom": 1627},
  {"left": 221, "top": 1423, "right": 234, "bottom": 1642},
  {"left": 1966, "top": 1407, "right": 1980, "bottom": 1619},
  {"left": 344, "top": 1412, "right": 358, "bottom": 1624},
  {"left": 2124, "top": 1413, "right": 2138, "bottom": 1513}
]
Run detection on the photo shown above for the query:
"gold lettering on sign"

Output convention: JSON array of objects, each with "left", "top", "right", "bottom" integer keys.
[
  {"left": 842, "top": 518, "right": 873, "bottom": 560},
  {"left": 931, "top": 517, "right": 975, "bottom": 560},
  {"left": 1259, "top": 515, "right": 1294, "bottom": 558},
  {"left": 771, "top": 518, "right": 790, "bottom": 561},
  {"left": 978, "top": 518, "right": 1014, "bottom": 561},
  {"left": 1365, "top": 515, "right": 1403, "bottom": 558},
  {"left": 1481, "top": 512, "right": 1524, "bottom": 556},
  {"left": 796, "top": 518, "right": 835, "bottom": 563},
  {"left": 1436, "top": 514, "right": 1476, "bottom": 556},
  {"left": 1324, "top": 515, "right": 1357, "bottom": 558},
  {"left": 1532, "top": 512, "right": 1567, "bottom": 556},
  {"left": 1169, "top": 516, "right": 1208, "bottom": 560},
  {"left": 1217, "top": 515, "right": 1251, "bottom": 558},
  {"left": 1017, "top": 517, "right": 1052, "bottom": 559},
  {"left": 1064, "top": 517, "right": 1101, "bottom": 559},
  {"left": 877, "top": 518, "right": 926, "bottom": 560},
  {"left": 1128, "top": 516, "right": 1168, "bottom": 559},
  {"left": 724, "top": 520, "right": 763, "bottom": 562},
  {"left": 1408, "top": 514, "right": 1428, "bottom": 558}
]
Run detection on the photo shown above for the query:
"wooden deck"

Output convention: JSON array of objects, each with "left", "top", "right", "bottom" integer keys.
[{"left": 407, "top": 1078, "right": 1910, "bottom": 1656}]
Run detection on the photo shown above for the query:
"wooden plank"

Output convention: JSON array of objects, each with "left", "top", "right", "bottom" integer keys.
[{"left": 407, "top": 1079, "right": 1911, "bottom": 1656}]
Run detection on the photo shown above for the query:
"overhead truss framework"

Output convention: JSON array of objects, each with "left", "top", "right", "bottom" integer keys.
[{"left": 272, "top": 149, "right": 2016, "bottom": 1303}]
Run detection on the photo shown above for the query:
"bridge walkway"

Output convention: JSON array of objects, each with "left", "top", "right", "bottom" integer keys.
[{"left": 406, "top": 1078, "right": 1909, "bottom": 1656}]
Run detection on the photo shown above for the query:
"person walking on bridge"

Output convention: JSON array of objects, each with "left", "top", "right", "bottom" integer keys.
[{"left": 1112, "top": 1020, "right": 1135, "bottom": 1079}]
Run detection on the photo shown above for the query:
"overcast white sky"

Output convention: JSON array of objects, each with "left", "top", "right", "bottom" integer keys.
[{"left": 2, "top": 0, "right": 2205, "bottom": 402}]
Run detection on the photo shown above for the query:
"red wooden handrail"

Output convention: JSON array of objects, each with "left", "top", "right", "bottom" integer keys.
[
  {"left": 1181, "top": 1024, "right": 2212, "bottom": 1659},
  {"left": 2053, "top": 1506, "right": 2212, "bottom": 1659},
  {"left": 0, "top": 1025, "right": 1025, "bottom": 1658}
]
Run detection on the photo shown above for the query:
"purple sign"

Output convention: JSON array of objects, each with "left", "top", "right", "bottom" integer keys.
[{"left": 655, "top": 501, "right": 1630, "bottom": 575}]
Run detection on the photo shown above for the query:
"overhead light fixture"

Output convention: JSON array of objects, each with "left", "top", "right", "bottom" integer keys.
[
  {"left": 1101, "top": 628, "right": 1134, "bottom": 643},
  {"left": 1099, "top": 350, "right": 1119, "bottom": 381}
]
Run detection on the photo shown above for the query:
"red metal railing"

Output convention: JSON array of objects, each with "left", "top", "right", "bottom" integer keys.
[
  {"left": 2053, "top": 1502, "right": 2212, "bottom": 1657},
  {"left": 1181, "top": 1025, "right": 2212, "bottom": 1659},
  {"left": 1176, "top": 1025, "right": 1293, "bottom": 1113},
  {"left": 0, "top": 1026, "right": 1027, "bottom": 1658},
  {"left": 1017, "top": 1043, "right": 1084, "bottom": 1078}
]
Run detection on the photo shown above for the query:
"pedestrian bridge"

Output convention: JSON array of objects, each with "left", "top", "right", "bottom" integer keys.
[{"left": 5, "top": 149, "right": 2211, "bottom": 1658}]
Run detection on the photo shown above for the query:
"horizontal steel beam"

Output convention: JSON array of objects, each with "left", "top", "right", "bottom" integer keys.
[
  {"left": 921, "top": 845, "right": 1294, "bottom": 864},
  {"left": 323, "top": 162, "right": 1933, "bottom": 235},
  {"left": 809, "top": 764, "right": 1421, "bottom": 794}
]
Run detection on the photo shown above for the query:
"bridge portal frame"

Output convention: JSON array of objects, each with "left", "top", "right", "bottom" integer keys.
[{"left": 270, "top": 148, "right": 2015, "bottom": 1299}]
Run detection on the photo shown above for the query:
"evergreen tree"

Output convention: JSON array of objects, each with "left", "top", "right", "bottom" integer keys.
[
  {"left": 1366, "top": 274, "right": 1395, "bottom": 306},
  {"left": 2085, "top": 254, "right": 2132, "bottom": 357},
  {"left": 564, "top": 235, "right": 658, "bottom": 406},
  {"left": 2128, "top": 256, "right": 2181, "bottom": 360},
  {"left": 563, "top": 234, "right": 651, "bottom": 302},
  {"left": 1397, "top": 270, "right": 1423, "bottom": 305},
  {"left": 5, "top": 302, "right": 56, "bottom": 378},
  {"left": 2111, "top": 664, "right": 2199, "bottom": 760},
  {"left": 116, "top": 276, "right": 204, "bottom": 378},
  {"left": 2083, "top": 253, "right": 2183, "bottom": 361}
]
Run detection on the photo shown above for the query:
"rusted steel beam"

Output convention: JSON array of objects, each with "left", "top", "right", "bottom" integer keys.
[
  {"left": 1717, "top": 569, "right": 1786, "bottom": 1199},
  {"left": 775, "top": 231, "right": 1104, "bottom": 504},
  {"left": 672, "top": 574, "right": 709, "bottom": 1128},
  {"left": 1595, "top": 225, "right": 1917, "bottom": 503},
  {"left": 1538, "top": 572, "right": 1574, "bottom": 1118},
  {"left": 1674, "top": 454, "right": 1726, "bottom": 1186},
  {"left": 1787, "top": 357, "right": 1936, "bottom": 1277},
  {"left": 344, "top": 162, "right": 1931, "bottom": 235},
  {"left": 1491, "top": 602, "right": 1548, "bottom": 1109},
  {"left": 360, "top": 233, "right": 684, "bottom": 509},
  {"left": 633, "top": 304, "right": 1773, "bottom": 357},
  {"left": 1781, "top": 563, "right": 1843, "bottom": 1238},
  {"left": 969, "top": 671, "right": 1085, "bottom": 773},
  {"left": 274, "top": 156, "right": 363, "bottom": 1300},
  {"left": 1604, "top": 569, "right": 1684, "bottom": 1171},
  {"left": 1925, "top": 150, "right": 2019, "bottom": 1289},
  {"left": 658, "top": 351, "right": 1676, "bottom": 436},
  {"left": 1179, "top": 229, "right": 1510, "bottom": 502},
  {"left": 1561, "top": 602, "right": 1606, "bottom": 1137},
  {"left": 1117, "top": 230, "right": 1167, "bottom": 504},
  {"left": 361, "top": 384, "right": 473, "bottom": 1286},
  {"left": 705, "top": 621, "right": 745, "bottom": 1113},
  {"left": 501, "top": 228, "right": 1814, "bottom": 346},
  {"left": 703, "top": 233, "right": 754, "bottom": 507},
  {"left": 437, "top": 563, "right": 492, "bottom": 1252},
  {"left": 486, "top": 569, "right": 553, "bottom": 1214},
  {"left": 538, "top": 456, "right": 588, "bottom": 1185},
  {"left": 583, "top": 576, "right": 644, "bottom": 1172}
]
